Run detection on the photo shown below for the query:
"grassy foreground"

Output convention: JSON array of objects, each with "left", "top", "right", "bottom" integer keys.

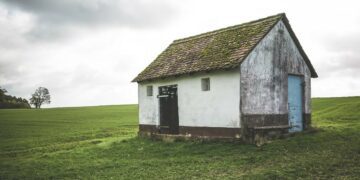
[{"left": 0, "top": 97, "right": 359, "bottom": 179}]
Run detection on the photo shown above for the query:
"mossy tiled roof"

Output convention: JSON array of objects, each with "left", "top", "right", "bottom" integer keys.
[{"left": 133, "top": 13, "right": 317, "bottom": 82}]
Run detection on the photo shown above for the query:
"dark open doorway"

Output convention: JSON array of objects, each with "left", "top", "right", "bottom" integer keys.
[{"left": 158, "top": 85, "right": 179, "bottom": 134}]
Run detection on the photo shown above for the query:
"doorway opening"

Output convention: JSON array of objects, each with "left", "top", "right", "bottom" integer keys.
[{"left": 158, "top": 85, "right": 179, "bottom": 134}]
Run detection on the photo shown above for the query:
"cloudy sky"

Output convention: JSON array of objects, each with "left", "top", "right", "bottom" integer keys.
[{"left": 0, "top": 0, "right": 359, "bottom": 107}]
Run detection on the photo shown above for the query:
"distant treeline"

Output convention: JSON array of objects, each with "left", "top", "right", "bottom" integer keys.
[{"left": 0, "top": 87, "right": 31, "bottom": 109}]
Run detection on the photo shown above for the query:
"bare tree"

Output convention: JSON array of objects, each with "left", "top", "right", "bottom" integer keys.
[{"left": 30, "top": 87, "right": 51, "bottom": 108}]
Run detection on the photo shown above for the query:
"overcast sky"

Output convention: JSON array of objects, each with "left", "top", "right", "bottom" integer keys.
[{"left": 0, "top": 0, "right": 359, "bottom": 107}]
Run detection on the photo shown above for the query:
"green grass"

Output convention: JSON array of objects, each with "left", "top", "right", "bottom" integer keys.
[{"left": 0, "top": 97, "right": 359, "bottom": 179}]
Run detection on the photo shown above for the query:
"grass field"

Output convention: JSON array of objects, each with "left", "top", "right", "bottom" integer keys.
[{"left": 0, "top": 97, "right": 359, "bottom": 179}]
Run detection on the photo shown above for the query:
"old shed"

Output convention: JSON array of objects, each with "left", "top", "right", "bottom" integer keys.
[{"left": 132, "top": 13, "right": 318, "bottom": 141}]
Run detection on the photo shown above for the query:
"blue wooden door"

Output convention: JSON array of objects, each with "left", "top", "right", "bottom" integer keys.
[{"left": 288, "top": 75, "right": 303, "bottom": 132}]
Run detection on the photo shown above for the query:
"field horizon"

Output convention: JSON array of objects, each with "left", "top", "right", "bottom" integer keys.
[
  {"left": 32, "top": 96, "right": 360, "bottom": 109},
  {"left": 0, "top": 96, "right": 359, "bottom": 179}
]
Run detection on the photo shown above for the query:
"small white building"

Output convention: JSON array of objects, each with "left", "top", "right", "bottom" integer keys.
[{"left": 132, "top": 13, "right": 317, "bottom": 141}]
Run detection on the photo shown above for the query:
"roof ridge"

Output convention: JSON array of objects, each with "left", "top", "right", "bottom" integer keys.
[{"left": 172, "top": 13, "right": 285, "bottom": 45}]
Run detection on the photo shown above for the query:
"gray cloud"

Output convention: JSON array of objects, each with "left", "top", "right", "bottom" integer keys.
[
  {"left": 319, "top": 33, "right": 360, "bottom": 78},
  {"left": 1, "top": 0, "right": 360, "bottom": 106},
  {"left": 0, "top": 0, "right": 176, "bottom": 106},
  {"left": 1, "top": 0, "right": 175, "bottom": 40},
  {"left": 324, "top": 33, "right": 360, "bottom": 53}
]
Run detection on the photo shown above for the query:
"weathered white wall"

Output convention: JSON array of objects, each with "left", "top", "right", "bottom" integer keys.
[
  {"left": 138, "top": 70, "right": 240, "bottom": 128},
  {"left": 240, "top": 20, "right": 312, "bottom": 115}
]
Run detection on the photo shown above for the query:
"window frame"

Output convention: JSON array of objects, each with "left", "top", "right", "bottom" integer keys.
[
  {"left": 146, "top": 85, "right": 153, "bottom": 96},
  {"left": 201, "top": 78, "right": 210, "bottom": 91}
]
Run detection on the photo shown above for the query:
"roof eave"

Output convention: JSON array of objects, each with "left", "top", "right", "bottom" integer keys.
[{"left": 133, "top": 66, "right": 240, "bottom": 83}]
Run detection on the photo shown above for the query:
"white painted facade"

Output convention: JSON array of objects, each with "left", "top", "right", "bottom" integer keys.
[{"left": 138, "top": 70, "right": 240, "bottom": 128}]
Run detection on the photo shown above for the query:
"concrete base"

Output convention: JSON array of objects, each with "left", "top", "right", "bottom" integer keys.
[
  {"left": 138, "top": 132, "right": 243, "bottom": 143},
  {"left": 139, "top": 124, "right": 241, "bottom": 138},
  {"left": 139, "top": 113, "right": 312, "bottom": 145}
]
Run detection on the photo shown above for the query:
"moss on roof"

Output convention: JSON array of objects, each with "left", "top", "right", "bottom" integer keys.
[{"left": 133, "top": 13, "right": 317, "bottom": 82}]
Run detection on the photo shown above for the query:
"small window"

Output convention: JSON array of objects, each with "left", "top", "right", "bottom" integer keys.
[
  {"left": 146, "top": 85, "right": 153, "bottom": 96},
  {"left": 201, "top": 78, "right": 210, "bottom": 91}
]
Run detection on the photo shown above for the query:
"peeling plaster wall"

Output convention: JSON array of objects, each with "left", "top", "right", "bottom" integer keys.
[
  {"left": 138, "top": 70, "right": 240, "bottom": 128},
  {"left": 240, "top": 20, "right": 311, "bottom": 116}
]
